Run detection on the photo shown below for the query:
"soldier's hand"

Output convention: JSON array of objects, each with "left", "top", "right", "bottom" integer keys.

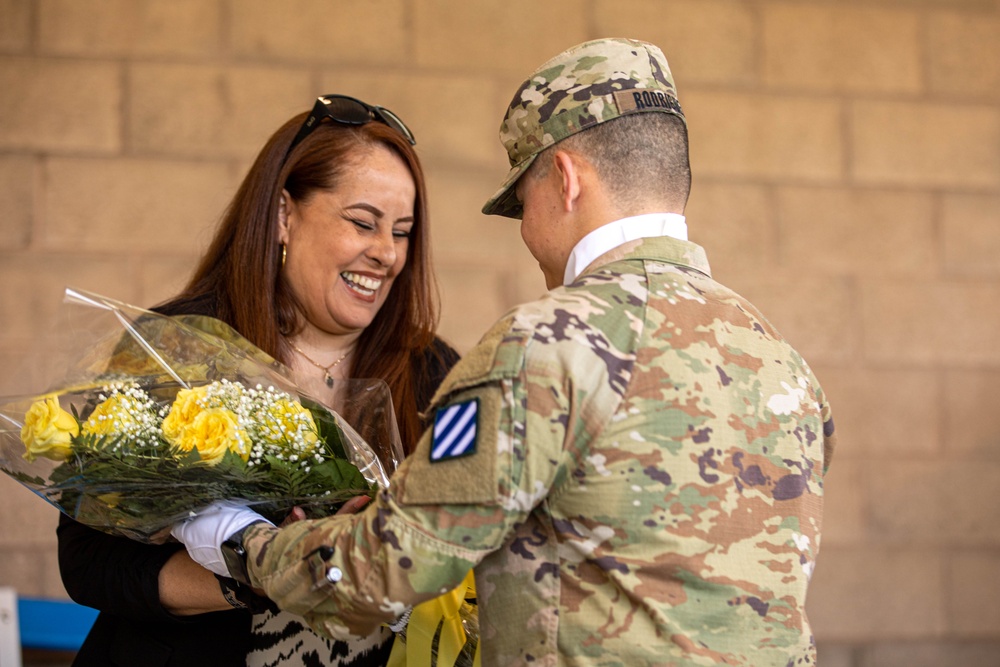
[{"left": 170, "top": 500, "right": 272, "bottom": 577}]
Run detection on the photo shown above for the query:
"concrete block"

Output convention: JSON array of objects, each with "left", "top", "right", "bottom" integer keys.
[
  {"left": 0, "top": 155, "right": 35, "bottom": 251},
  {"left": 808, "top": 547, "right": 945, "bottom": 640},
  {"left": 816, "top": 643, "right": 857, "bottom": 667},
  {"left": 776, "top": 186, "right": 935, "bottom": 275},
  {"left": 230, "top": 0, "right": 407, "bottom": 65},
  {"left": 942, "top": 193, "right": 1000, "bottom": 276},
  {"left": 320, "top": 69, "right": 503, "bottom": 168},
  {"left": 0, "top": 57, "right": 120, "bottom": 153},
  {"left": 593, "top": 0, "right": 756, "bottom": 85},
  {"left": 0, "top": 253, "right": 136, "bottom": 344},
  {"left": 413, "top": 0, "right": 587, "bottom": 75},
  {"left": 0, "top": 0, "right": 31, "bottom": 51},
  {"left": 436, "top": 265, "right": 509, "bottom": 354},
  {"left": 861, "top": 279, "right": 1000, "bottom": 365},
  {"left": 928, "top": 11, "right": 1000, "bottom": 100},
  {"left": 0, "top": 345, "right": 53, "bottom": 396},
  {"left": 37, "top": 548, "right": 68, "bottom": 598},
  {"left": 684, "top": 92, "right": 843, "bottom": 182},
  {"left": 818, "top": 459, "right": 867, "bottom": 547},
  {"left": 43, "top": 157, "right": 232, "bottom": 254},
  {"left": 0, "top": 546, "right": 64, "bottom": 598},
  {"left": 813, "top": 367, "right": 940, "bottom": 458},
  {"left": 838, "top": 0, "right": 995, "bottom": 7},
  {"left": 38, "top": 0, "right": 222, "bottom": 57},
  {"left": 0, "top": 548, "right": 48, "bottom": 596},
  {"left": 139, "top": 256, "right": 200, "bottom": 309},
  {"left": 851, "top": 101, "right": 1000, "bottom": 188},
  {"left": 130, "top": 63, "right": 311, "bottom": 159},
  {"left": 763, "top": 4, "right": 921, "bottom": 93},
  {"left": 424, "top": 166, "right": 522, "bottom": 265},
  {"left": 870, "top": 461, "right": 1000, "bottom": 546},
  {"left": 949, "top": 552, "right": 1000, "bottom": 636},
  {"left": 724, "top": 270, "right": 856, "bottom": 365},
  {"left": 686, "top": 182, "right": 776, "bottom": 277},
  {"left": 944, "top": 370, "right": 1000, "bottom": 460},
  {"left": 0, "top": 476, "right": 59, "bottom": 548},
  {"left": 860, "top": 642, "right": 1000, "bottom": 667}
]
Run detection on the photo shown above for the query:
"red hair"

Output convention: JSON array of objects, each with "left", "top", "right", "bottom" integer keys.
[{"left": 163, "top": 112, "right": 439, "bottom": 452}]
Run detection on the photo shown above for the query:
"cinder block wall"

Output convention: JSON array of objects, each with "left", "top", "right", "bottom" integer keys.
[{"left": 2, "top": 1, "right": 999, "bottom": 664}]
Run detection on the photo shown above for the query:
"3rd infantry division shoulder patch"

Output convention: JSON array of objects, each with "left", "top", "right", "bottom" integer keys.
[{"left": 430, "top": 398, "right": 478, "bottom": 462}]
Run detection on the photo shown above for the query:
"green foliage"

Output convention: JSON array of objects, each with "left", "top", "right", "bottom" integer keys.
[{"left": 41, "top": 405, "right": 373, "bottom": 542}]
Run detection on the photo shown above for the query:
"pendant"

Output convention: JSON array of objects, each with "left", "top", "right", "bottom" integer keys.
[{"left": 325, "top": 373, "right": 334, "bottom": 388}]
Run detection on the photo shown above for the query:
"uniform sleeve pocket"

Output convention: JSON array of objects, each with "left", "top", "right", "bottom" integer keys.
[{"left": 398, "top": 384, "right": 505, "bottom": 506}]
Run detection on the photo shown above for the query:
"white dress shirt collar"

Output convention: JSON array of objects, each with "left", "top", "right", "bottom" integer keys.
[{"left": 562, "top": 212, "right": 688, "bottom": 286}]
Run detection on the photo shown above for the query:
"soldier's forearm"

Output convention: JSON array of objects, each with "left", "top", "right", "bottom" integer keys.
[
  {"left": 244, "top": 517, "right": 359, "bottom": 618},
  {"left": 242, "top": 492, "right": 499, "bottom": 638}
]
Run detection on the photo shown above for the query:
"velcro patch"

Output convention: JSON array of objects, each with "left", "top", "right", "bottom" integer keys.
[{"left": 430, "top": 399, "right": 479, "bottom": 462}]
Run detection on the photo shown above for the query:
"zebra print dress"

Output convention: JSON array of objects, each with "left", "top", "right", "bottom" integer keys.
[
  {"left": 247, "top": 610, "right": 394, "bottom": 667},
  {"left": 247, "top": 340, "right": 459, "bottom": 666}
]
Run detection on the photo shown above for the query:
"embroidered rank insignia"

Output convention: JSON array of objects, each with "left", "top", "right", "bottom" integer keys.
[{"left": 430, "top": 398, "right": 479, "bottom": 462}]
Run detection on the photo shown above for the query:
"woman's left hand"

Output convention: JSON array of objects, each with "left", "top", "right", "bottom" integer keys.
[
  {"left": 279, "top": 495, "right": 370, "bottom": 527},
  {"left": 336, "top": 495, "right": 372, "bottom": 516},
  {"left": 279, "top": 506, "right": 307, "bottom": 526}
]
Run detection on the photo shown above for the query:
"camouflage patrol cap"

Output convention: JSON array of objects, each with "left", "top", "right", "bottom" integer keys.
[{"left": 482, "top": 37, "right": 685, "bottom": 219}]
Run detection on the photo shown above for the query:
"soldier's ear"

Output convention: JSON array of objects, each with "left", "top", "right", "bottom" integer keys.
[{"left": 552, "top": 150, "right": 582, "bottom": 213}]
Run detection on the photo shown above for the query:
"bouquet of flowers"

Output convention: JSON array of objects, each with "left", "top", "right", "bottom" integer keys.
[{"left": 0, "top": 288, "right": 394, "bottom": 542}]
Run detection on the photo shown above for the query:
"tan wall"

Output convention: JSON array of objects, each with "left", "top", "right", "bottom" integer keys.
[{"left": 2, "top": 0, "right": 1000, "bottom": 664}]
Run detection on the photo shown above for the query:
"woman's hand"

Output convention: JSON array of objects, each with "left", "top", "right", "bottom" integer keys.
[
  {"left": 279, "top": 495, "right": 370, "bottom": 527},
  {"left": 159, "top": 550, "right": 234, "bottom": 615},
  {"left": 336, "top": 495, "right": 371, "bottom": 516},
  {"left": 279, "top": 506, "right": 307, "bottom": 526}
]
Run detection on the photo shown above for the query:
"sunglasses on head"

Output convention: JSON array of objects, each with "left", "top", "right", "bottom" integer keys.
[{"left": 282, "top": 94, "right": 416, "bottom": 164}]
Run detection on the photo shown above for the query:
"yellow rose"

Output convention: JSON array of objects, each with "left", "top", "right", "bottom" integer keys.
[
  {"left": 21, "top": 395, "right": 79, "bottom": 462},
  {"left": 261, "top": 398, "right": 319, "bottom": 454},
  {"left": 81, "top": 395, "right": 130, "bottom": 436},
  {"left": 161, "top": 386, "right": 210, "bottom": 443},
  {"left": 171, "top": 407, "right": 249, "bottom": 465}
]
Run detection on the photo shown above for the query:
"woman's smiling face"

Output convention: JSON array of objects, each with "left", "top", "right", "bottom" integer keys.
[{"left": 278, "top": 143, "right": 415, "bottom": 339}]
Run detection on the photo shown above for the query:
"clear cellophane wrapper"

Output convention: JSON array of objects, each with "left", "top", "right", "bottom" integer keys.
[{"left": 0, "top": 288, "right": 404, "bottom": 543}]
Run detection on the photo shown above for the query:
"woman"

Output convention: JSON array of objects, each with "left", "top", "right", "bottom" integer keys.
[{"left": 56, "top": 94, "right": 459, "bottom": 667}]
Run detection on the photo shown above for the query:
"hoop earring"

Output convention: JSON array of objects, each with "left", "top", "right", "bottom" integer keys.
[{"left": 280, "top": 244, "right": 287, "bottom": 269}]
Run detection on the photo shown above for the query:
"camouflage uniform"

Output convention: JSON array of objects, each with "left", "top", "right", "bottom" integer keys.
[
  {"left": 243, "top": 235, "right": 835, "bottom": 666},
  {"left": 242, "top": 38, "right": 836, "bottom": 666}
]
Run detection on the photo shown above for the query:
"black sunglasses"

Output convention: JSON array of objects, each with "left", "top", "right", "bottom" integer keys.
[{"left": 283, "top": 94, "right": 416, "bottom": 164}]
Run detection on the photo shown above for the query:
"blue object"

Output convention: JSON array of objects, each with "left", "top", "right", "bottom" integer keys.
[
  {"left": 430, "top": 398, "right": 479, "bottom": 462},
  {"left": 17, "top": 597, "right": 98, "bottom": 651}
]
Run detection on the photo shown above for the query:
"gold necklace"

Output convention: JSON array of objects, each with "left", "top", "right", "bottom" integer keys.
[{"left": 290, "top": 344, "right": 349, "bottom": 388}]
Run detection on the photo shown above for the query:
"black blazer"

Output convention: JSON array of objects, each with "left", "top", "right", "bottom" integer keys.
[{"left": 58, "top": 297, "right": 459, "bottom": 667}]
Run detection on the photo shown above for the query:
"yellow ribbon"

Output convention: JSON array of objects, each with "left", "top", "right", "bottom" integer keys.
[{"left": 387, "top": 570, "right": 481, "bottom": 667}]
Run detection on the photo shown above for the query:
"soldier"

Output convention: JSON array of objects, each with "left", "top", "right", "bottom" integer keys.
[{"left": 174, "top": 37, "right": 836, "bottom": 666}]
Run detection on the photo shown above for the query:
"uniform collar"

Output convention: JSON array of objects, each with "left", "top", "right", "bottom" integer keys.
[
  {"left": 562, "top": 213, "right": 688, "bottom": 286},
  {"left": 572, "top": 232, "right": 712, "bottom": 283}
]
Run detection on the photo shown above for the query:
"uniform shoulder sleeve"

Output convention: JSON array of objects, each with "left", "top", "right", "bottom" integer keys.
[
  {"left": 429, "top": 313, "right": 527, "bottom": 404},
  {"left": 396, "top": 312, "right": 531, "bottom": 507}
]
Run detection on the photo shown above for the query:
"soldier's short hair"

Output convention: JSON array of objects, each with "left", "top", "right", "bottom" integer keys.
[{"left": 529, "top": 112, "right": 691, "bottom": 214}]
